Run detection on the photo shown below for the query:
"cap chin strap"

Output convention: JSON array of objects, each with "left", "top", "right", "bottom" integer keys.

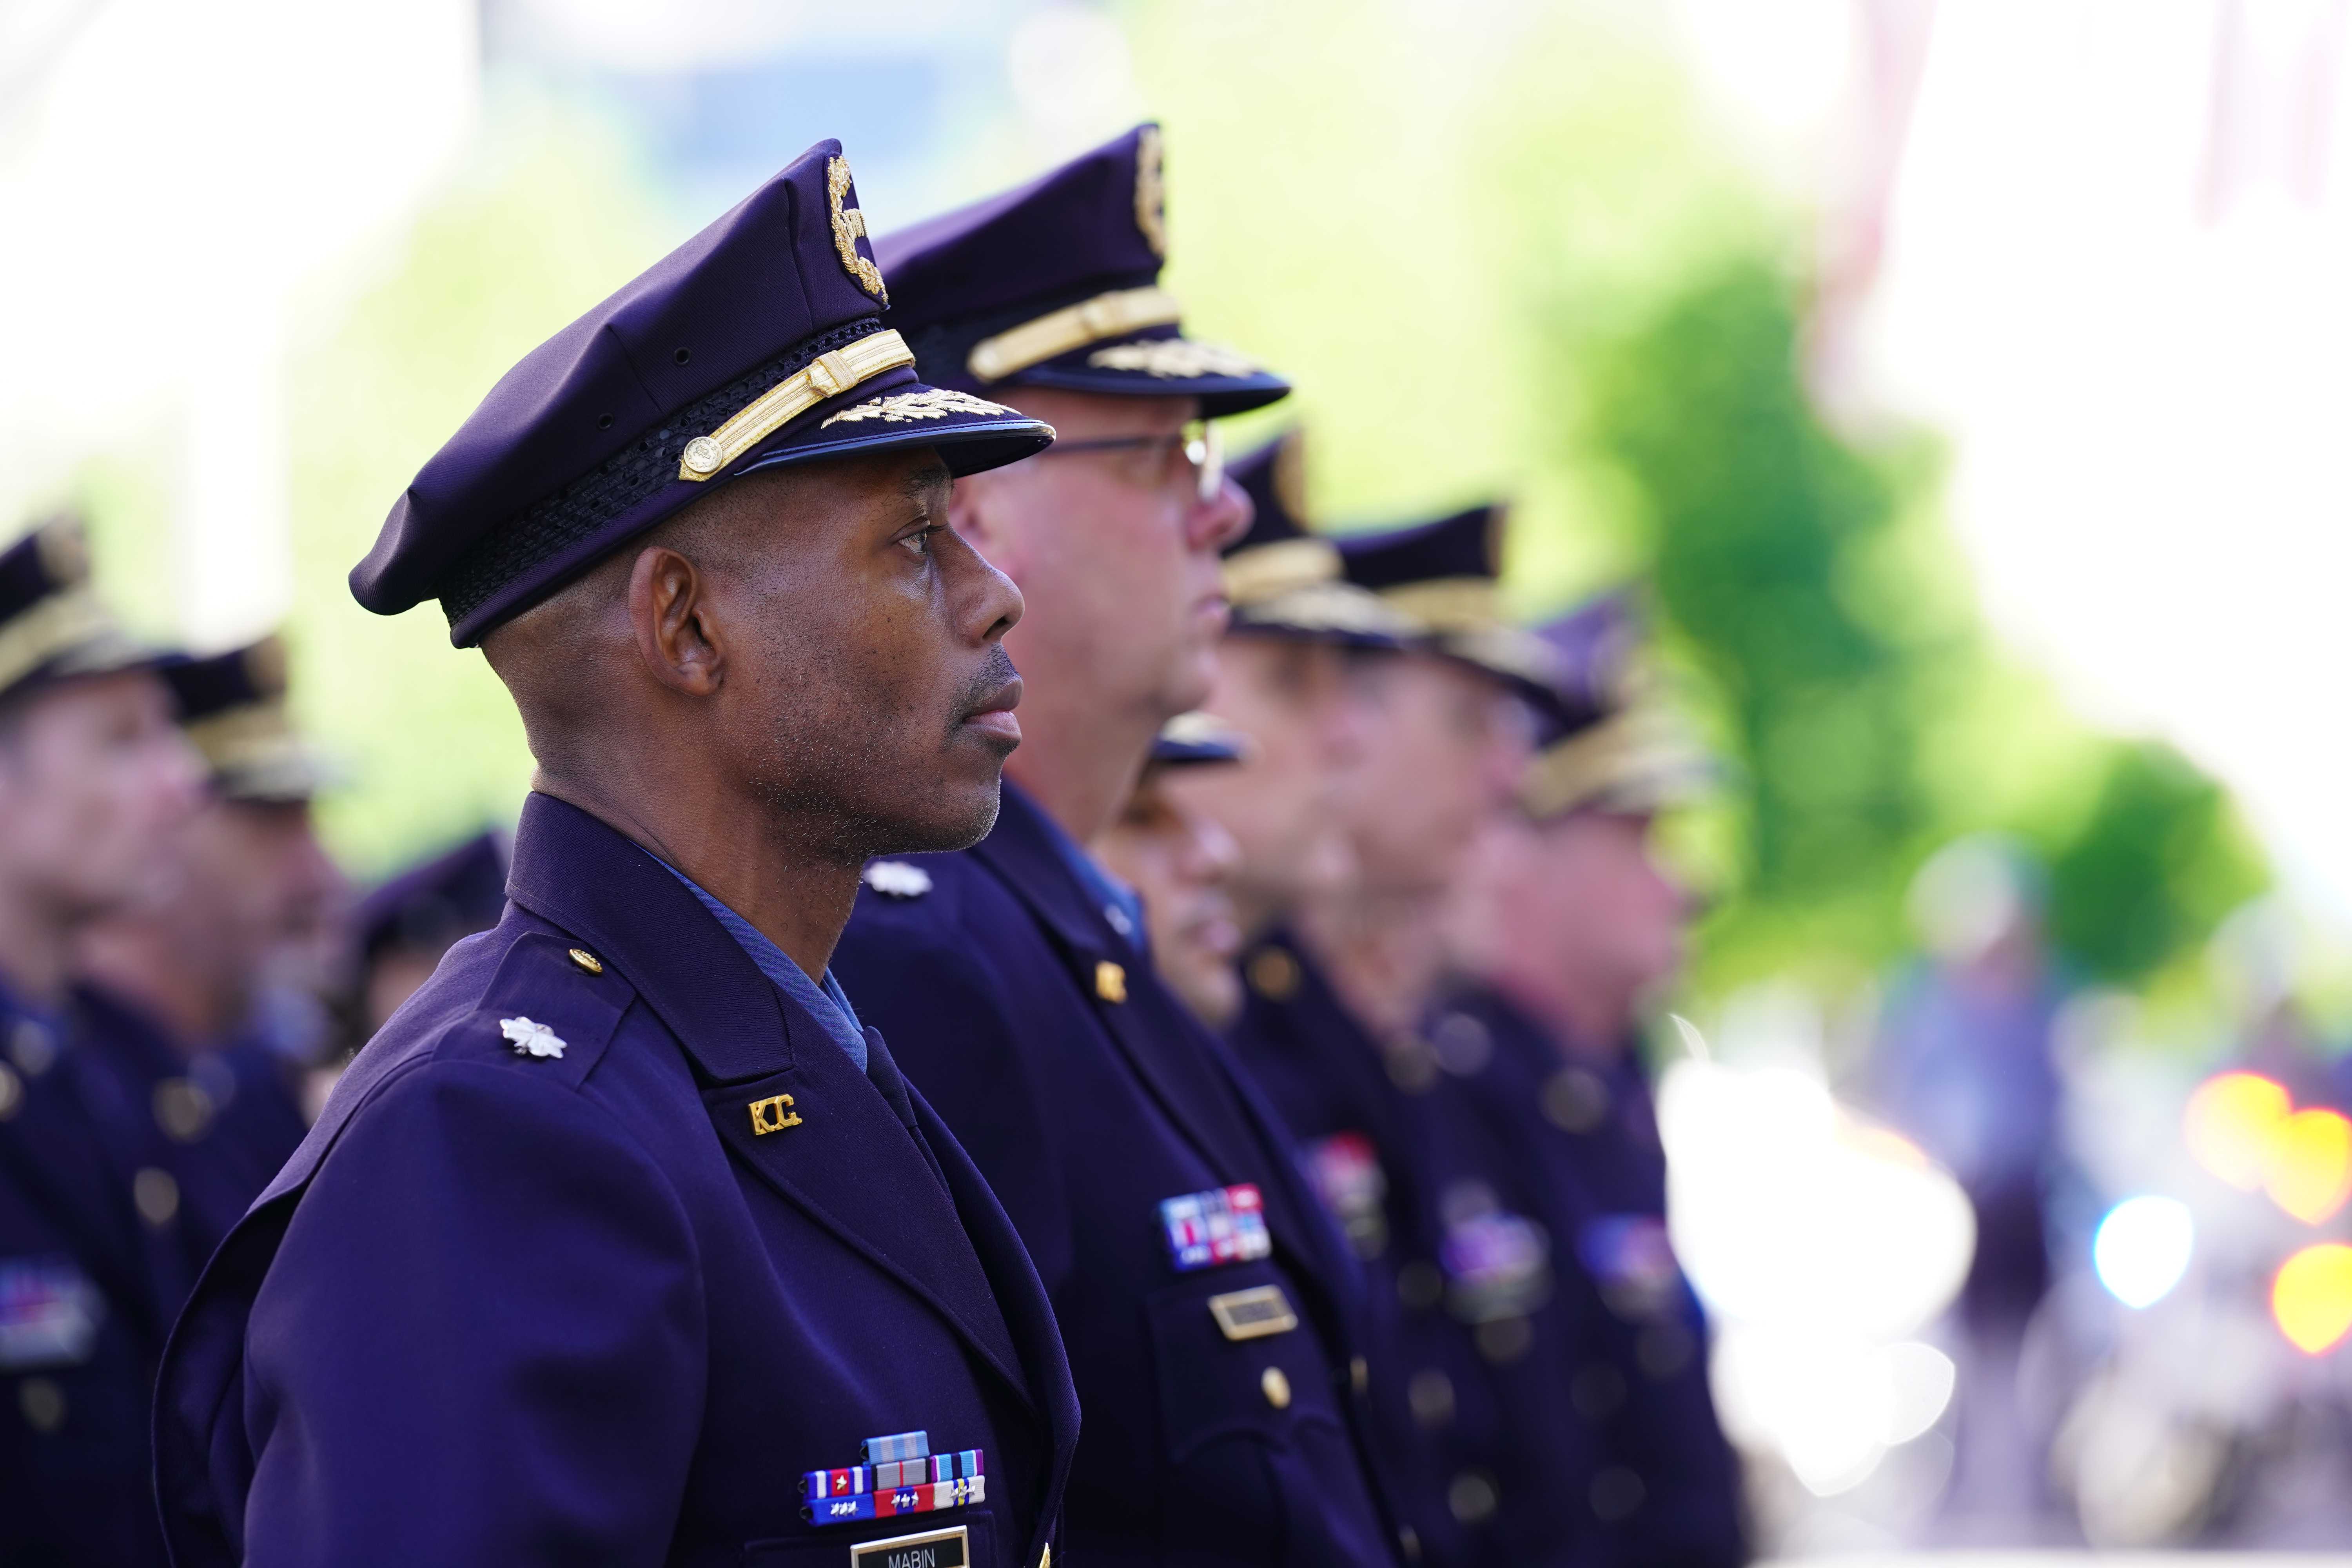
[
  {"left": 677, "top": 328, "right": 915, "bottom": 482},
  {"left": 966, "top": 287, "right": 1183, "bottom": 383}
]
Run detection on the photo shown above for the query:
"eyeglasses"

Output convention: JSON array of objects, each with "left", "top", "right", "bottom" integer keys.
[{"left": 1036, "top": 420, "right": 1225, "bottom": 503}]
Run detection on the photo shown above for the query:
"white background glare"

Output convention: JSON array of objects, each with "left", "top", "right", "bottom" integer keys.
[{"left": 2093, "top": 1195, "right": 2197, "bottom": 1310}]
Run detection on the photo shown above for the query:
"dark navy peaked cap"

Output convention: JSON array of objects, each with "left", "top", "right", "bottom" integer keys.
[
  {"left": 1521, "top": 591, "right": 1715, "bottom": 819},
  {"left": 1149, "top": 710, "right": 1252, "bottom": 768},
  {"left": 878, "top": 125, "right": 1290, "bottom": 417},
  {"left": 160, "top": 634, "right": 338, "bottom": 802},
  {"left": 1337, "top": 503, "right": 1563, "bottom": 697},
  {"left": 1218, "top": 430, "right": 1406, "bottom": 646},
  {"left": 0, "top": 514, "right": 154, "bottom": 701},
  {"left": 354, "top": 831, "right": 510, "bottom": 964},
  {"left": 354, "top": 140, "right": 1056, "bottom": 647}
]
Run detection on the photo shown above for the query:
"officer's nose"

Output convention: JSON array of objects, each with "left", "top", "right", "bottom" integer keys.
[{"left": 1189, "top": 474, "right": 1251, "bottom": 556}]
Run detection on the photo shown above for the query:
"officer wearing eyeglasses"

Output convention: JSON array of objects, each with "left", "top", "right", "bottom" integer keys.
[{"left": 832, "top": 126, "right": 1412, "bottom": 1567}]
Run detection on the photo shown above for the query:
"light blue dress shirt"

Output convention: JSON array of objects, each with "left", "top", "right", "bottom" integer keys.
[{"left": 661, "top": 865, "right": 868, "bottom": 1072}]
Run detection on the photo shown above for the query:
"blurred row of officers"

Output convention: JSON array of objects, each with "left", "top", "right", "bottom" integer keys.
[{"left": 0, "top": 124, "right": 1745, "bottom": 1568}]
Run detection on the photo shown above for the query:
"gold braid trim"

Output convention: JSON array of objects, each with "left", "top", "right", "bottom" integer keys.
[
  {"left": 965, "top": 287, "right": 1183, "bottom": 383},
  {"left": 1377, "top": 577, "right": 1500, "bottom": 635},
  {"left": 0, "top": 590, "right": 129, "bottom": 695},
  {"left": 1222, "top": 538, "right": 1338, "bottom": 604},
  {"left": 822, "top": 387, "right": 1018, "bottom": 427},
  {"left": 1520, "top": 707, "right": 1712, "bottom": 820},
  {"left": 677, "top": 329, "right": 915, "bottom": 481}
]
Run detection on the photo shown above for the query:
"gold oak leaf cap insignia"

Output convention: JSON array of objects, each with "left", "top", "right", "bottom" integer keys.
[
  {"left": 1134, "top": 124, "right": 1167, "bottom": 259},
  {"left": 827, "top": 156, "right": 889, "bottom": 306}
]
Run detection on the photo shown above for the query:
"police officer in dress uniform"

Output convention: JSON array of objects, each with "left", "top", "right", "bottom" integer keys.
[
  {"left": 349, "top": 830, "right": 509, "bottom": 1036},
  {"left": 828, "top": 126, "right": 1405, "bottom": 1568},
  {"left": 1226, "top": 499, "right": 1611, "bottom": 1566},
  {"left": 0, "top": 516, "right": 206, "bottom": 1568},
  {"left": 1090, "top": 714, "right": 1252, "bottom": 1030},
  {"left": 1434, "top": 593, "right": 1746, "bottom": 1567},
  {"left": 152, "top": 141, "right": 1080, "bottom": 1568},
  {"left": 76, "top": 636, "right": 339, "bottom": 1278}
]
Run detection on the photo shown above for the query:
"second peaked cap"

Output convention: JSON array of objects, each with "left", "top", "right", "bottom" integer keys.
[
  {"left": 353, "top": 140, "right": 1054, "bottom": 647},
  {"left": 878, "top": 125, "right": 1290, "bottom": 416}
]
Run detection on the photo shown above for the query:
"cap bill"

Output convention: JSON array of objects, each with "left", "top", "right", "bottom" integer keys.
[{"left": 1000, "top": 329, "right": 1290, "bottom": 417}]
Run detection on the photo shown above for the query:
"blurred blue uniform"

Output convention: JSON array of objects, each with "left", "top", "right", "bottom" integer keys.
[
  {"left": 835, "top": 785, "right": 1402, "bottom": 1567},
  {"left": 1433, "top": 987, "right": 1745, "bottom": 1568},
  {"left": 1229, "top": 927, "right": 1606, "bottom": 1568},
  {"left": 156, "top": 794, "right": 1078, "bottom": 1566},
  {"left": 0, "top": 991, "right": 189, "bottom": 1567}
]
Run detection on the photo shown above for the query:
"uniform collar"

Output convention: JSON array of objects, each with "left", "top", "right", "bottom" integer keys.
[
  {"left": 656, "top": 862, "right": 868, "bottom": 1072},
  {"left": 974, "top": 779, "right": 1143, "bottom": 956}
]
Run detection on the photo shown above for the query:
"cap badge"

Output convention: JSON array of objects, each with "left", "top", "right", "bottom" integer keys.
[
  {"left": 862, "top": 860, "right": 933, "bottom": 898},
  {"left": 500, "top": 1016, "right": 566, "bottom": 1059},
  {"left": 1134, "top": 125, "right": 1167, "bottom": 258},
  {"left": 1087, "top": 339, "right": 1259, "bottom": 379},
  {"left": 750, "top": 1093, "right": 803, "bottom": 1135},
  {"left": 823, "top": 388, "right": 1016, "bottom": 430},
  {"left": 827, "top": 156, "right": 889, "bottom": 305}
]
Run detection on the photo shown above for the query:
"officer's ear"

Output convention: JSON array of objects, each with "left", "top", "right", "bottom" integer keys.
[{"left": 626, "top": 543, "right": 724, "bottom": 698}]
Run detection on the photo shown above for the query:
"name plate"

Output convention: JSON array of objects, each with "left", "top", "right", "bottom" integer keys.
[
  {"left": 1207, "top": 1283, "right": 1299, "bottom": 1341},
  {"left": 851, "top": 1524, "right": 968, "bottom": 1568}
]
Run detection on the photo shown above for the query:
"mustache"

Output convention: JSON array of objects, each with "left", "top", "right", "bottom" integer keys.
[{"left": 953, "top": 643, "right": 1020, "bottom": 720}]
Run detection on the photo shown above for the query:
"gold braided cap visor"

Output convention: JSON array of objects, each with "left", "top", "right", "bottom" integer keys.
[
  {"left": 1520, "top": 706, "right": 1713, "bottom": 820},
  {"left": 1232, "top": 581, "right": 1416, "bottom": 641},
  {"left": 0, "top": 589, "right": 151, "bottom": 698},
  {"left": 967, "top": 287, "right": 1185, "bottom": 383},
  {"left": 183, "top": 704, "right": 341, "bottom": 801},
  {"left": 1222, "top": 538, "right": 1340, "bottom": 605},
  {"left": 678, "top": 329, "right": 916, "bottom": 482},
  {"left": 1372, "top": 577, "right": 1562, "bottom": 688}
]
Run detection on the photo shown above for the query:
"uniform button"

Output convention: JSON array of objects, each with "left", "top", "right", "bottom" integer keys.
[
  {"left": 153, "top": 1078, "right": 216, "bottom": 1142},
  {"left": 1259, "top": 1366, "right": 1291, "bottom": 1409},
  {"left": 1572, "top": 1361, "right": 1627, "bottom": 1420},
  {"left": 1475, "top": 1316, "right": 1533, "bottom": 1364},
  {"left": 1246, "top": 947, "right": 1299, "bottom": 1000},
  {"left": 1094, "top": 961, "right": 1127, "bottom": 1003},
  {"left": 1430, "top": 1012, "right": 1492, "bottom": 1074},
  {"left": 1349, "top": 1354, "right": 1369, "bottom": 1395},
  {"left": 18, "top": 1376, "right": 65, "bottom": 1433},
  {"left": 1407, "top": 1367, "right": 1455, "bottom": 1428},
  {"left": 1396, "top": 1259, "right": 1443, "bottom": 1311},
  {"left": 10, "top": 1019, "right": 56, "bottom": 1077},
  {"left": 1397, "top": 1525, "right": 1422, "bottom": 1563},
  {"left": 1637, "top": 1321, "right": 1694, "bottom": 1378},
  {"left": 1543, "top": 1067, "right": 1610, "bottom": 1132},
  {"left": 1590, "top": 1466, "right": 1645, "bottom": 1521},
  {"left": 0, "top": 1062, "right": 20, "bottom": 1120},
  {"left": 568, "top": 947, "right": 604, "bottom": 975},
  {"left": 134, "top": 1167, "right": 180, "bottom": 1227},
  {"left": 1446, "top": 1470, "right": 1499, "bottom": 1524}
]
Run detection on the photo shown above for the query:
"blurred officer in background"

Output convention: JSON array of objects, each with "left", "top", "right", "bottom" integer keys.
[
  {"left": 76, "top": 635, "right": 339, "bottom": 1267},
  {"left": 833, "top": 127, "right": 1407, "bottom": 1566},
  {"left": 1436, "top": 593, "right": 1746, "bottom": 1567},
  {"left": 154, "top": 141, "right": 1079, "bottom": 1568},
  {"left": 1091, "top": 714, "right": 1250, "bottom": 1028},
  {"left": 0, "top": 516, "right": 205, "bottom": 1568},
  {"left": 1870, "top": 833, "right": 2070, "bottom": 1531},
  {"left": 1231, "top": 499, "right": 1608, "bottom": 1566},
  {"left": 349, "top": 829, "right": 509, "bottom": 1036}
]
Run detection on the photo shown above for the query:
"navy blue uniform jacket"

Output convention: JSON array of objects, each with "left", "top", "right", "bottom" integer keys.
[
  {"left": 832, "top": 783, "right": 1400, "bottom": 1568},
  {"left": 1229, "top": 929, "right": 1605, "bottom": 1568},
  {"left": 0, "top": 989, "right": 192, "bottom": 1568},
  {"left": 1434, "top": 985, "right": 1745, "bottom": 1568},
  {"left": 155, "top": 793, "right": 1079, "bottom": 1568}
]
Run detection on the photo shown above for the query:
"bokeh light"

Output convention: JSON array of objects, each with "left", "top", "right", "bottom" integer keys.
[
  {"left": 2263, "top": 1107, "right": 2352, "bottom": 1226},
  {"left": 2091, "top": 1195, "right": 2194, "bottom": 1309},
  {"left": 2271, "top": 1243, "right": 2352, "bottom": 1355},
  {"left": 2181, "top": 1070, "right": 2290, "bottom": 1191}
]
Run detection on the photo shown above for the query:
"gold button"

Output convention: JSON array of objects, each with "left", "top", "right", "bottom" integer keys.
[
  {"left": 1350, "top": 1355, "right": 1369, "bottom": 1395},
  {"left": 681, "top": 436, "right": 725, "bottom": 475},
  {"left": 568, "top": 948, "right": 604, "bottom": 975},
  {"left": 1260, "top": 1366, "right": 1291, "bottom": 1409},
  {"left": 1247, "top": 947, "right": 1299, "bottom": 1000},
  {"left": 1094, "top": 960, "right": 1127, "bottom": 1004},
  {"left": 133, "top": 1167, "right": 180, "bottom": 1228}
]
